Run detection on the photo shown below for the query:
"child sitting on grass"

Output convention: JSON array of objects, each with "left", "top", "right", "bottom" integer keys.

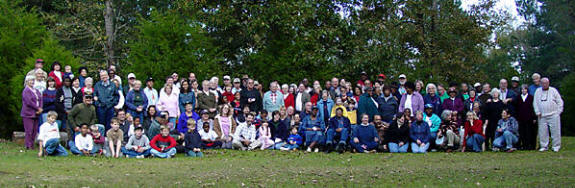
[
  {"left": 122, "top": 127, "right": 151, "bottom": 158},
  {"left": 106, "top": 118, "right": 124, "bottom": 158},
  {"left": 254, "top": 121, "right": 274, "bottom": 150},
  {"left": 199, "top": 122, "right": 222, "bottom": 149},
  {"left": 280, "top": 127, "right": 302, "bottom": 151},
  {"left": 37, "top": 111, "right": 68, "bottom": 157},
  {"left": 91, "top": 125, "right": 105, "bottom": 156},
  {"left": 150, "top": 126, "right": 177, "bottom": 158},
  {"left": 70, "top": 124, "right": 93, "bottom": 156},
  {"left": 185, "top": 120, "right": 203, "bottom": 157}
]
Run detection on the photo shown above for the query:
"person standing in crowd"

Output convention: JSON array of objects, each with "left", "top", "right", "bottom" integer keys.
[
  {"left": 410, "top": 111, "right": 431, "bottom": 153},
  {"left": 478, "top": 83, "right": 492, "bottom": 105},
  {"left": 21, "top": 76, "right": 43, "bottom": 150},
  {"left": 442, "top": 88, "right": 464, "bottom": 115},
  {"left": 399, "top": 82, "right": 425, "bottom": 117},
  {"left": 124, "top": 73, "right": 137, "bottom": 94},
  {"left": 232, "top": 78, "right": 242, "bottom": 94},
  {"left": 294, "top": 84, "right": 311, "bottom": 114},
  {"left": 377, "top": 86, "right": 398, "bottom": 123},
  {"left": 125, "top": 80, "right": 148, "bottom": 122},
  {"left": 499, "top": 79, "right": 516, "bottom": 114},
  {"left": 94, "top": 70, "right": 119, "bottom": 130},
  {"left": 484, "top": 89, "right": 505, "bottom": 149},
  {"left": 351, "top": 114, "right": 379, "bottom": 153},
  {"left": 143, "top": 77, "right": 158, "bottom": 108},
  {"left": 423, "top": 83, "right": 442, "bottom": 116},
  {"left": 510, "top": 76, "right": 521, "bottom": 95},
  {"left": 71, "top": 77, "right": 83, "bottom": 106},
  {"left": 263, "top": 82, "right": 284, "bottom": 119},
  {"left": 282, "top": 84, "right": 295, "bottom": 109},
  {"left": 240, "top": 79, "right": 263, "bottom": 113},
  {"left": 358, "top": 87, "right": 379, "bottom": 121},
  {"left": 317, "top": 90, "right": 334, "bottom": 124},
  {"left": 529, "top": 73, "right": 541, "bottom": 95},
  {"left": 157, "top": 84, "right": 179, "bottom": 129},
  {"left": 492, "top": 109, "right": 519, "bottom": 152},
  {"left": 534, "top": 78, "right": 563, "bottom": 152},
  {"left": 462, "top": 111, "right": 485, "bottom": 152},
  {"left": 33, "top": 69, "right": 47, "bottom": 94},
  {"left": 77, "top": 67, "right": 88, "bottom": 88},
  {"left": 48, "top": 61, "right": 64, "bottom": 89},
  {"left": 41, "top": 78, "right": 58, "bottom": 126},
  {"left": 178, "top": 79, "right": 195, "bottom": 114},
  {"left": 55, "top": 77, "right": 74, "bottom": 130},
  {"left": 437, "top": 84, "right": 449, "bottom": 103},
  {"left": 515, "top": 84, "right": 537, "bottom": 150},
  {"left": 197, "top": 80, "right": 218, "bottom": 118}
]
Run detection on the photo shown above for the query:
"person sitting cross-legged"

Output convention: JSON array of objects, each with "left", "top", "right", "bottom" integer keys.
[
  {"left": 493, "top": 109, "right": 519, "bottom": 152},
  {"left": 149, "top": 125, "right": 177, "bottom": 158},
  {"left": 351, "top": 114, "right": 379, "bottom": 153},
  {"left": 121, "top": 127, "right": 151, "bottom": 158}
]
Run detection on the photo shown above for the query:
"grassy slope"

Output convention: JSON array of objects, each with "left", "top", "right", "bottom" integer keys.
[{"left": 0, "top": 138, "right": 574, "bottom": 187}]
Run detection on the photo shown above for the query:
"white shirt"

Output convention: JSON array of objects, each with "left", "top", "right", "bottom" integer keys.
[
  {"left": 144, "top": 87, "right": 159, "bottom": 107},
  {"left": 232, "top": 87, "right": 242, "bottom": 94},
  {"left": 521, "top": 94, "right": 528, "bottom": 102},
  {"left": 199, "top": 130, "right": 219, "bottom": 141},
  {"left": 38, "top": 122, "right": 60, "bottom": 146},
  {"left": 533, "top": 87, "right": 564, "bottom": 117},
  {"left": 295, "top": 93, "right": 303, "bottom": 112},
  {"left": 404, "top": 94, "right": 413, "bottom": 112},
  {"left": 75, "top": 134, "right": 93, "bottom": 151}
]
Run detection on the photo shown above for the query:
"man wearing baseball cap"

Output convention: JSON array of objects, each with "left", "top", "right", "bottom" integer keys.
[
  {"left": 376, "top": 74, "right": 386, "bottom": 86},
  {"left": 232, "top": 78, "right": 242, "bottom": 94},
  {"left": 223, "top": 75, "right": 231, "bottom": 88},
  {"left": 398, "top": 74, "right": 407, "bottom": 95},
  {"left": 26, "top": 59, "right": 48, "bottom": 79},
  {"left": 510, "top": 76, "right": 521, "bottom": 95}
]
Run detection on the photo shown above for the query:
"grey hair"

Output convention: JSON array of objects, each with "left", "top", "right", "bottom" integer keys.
[{"left": 441, "top": 110, "right": 452, "bottom": 120}]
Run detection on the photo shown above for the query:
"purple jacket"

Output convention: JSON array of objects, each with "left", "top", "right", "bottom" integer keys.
[
  {"left": 21, "top": 86, "right": 43, "bottom": 118},
  {"left": 399, "top": 92, "right": 424, "bottom": 113},
  {"left": 442, "top": 97, "right": 464, "bottom": 113}
]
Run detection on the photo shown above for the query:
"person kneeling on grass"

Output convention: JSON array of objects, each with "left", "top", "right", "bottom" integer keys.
[
  {"left": 122, "top": 127, "right": 151, "bottom": 158},
  {"left": 351, "top": 114, "right": 379, "bottom": 153},
  {"left": 105, "top": 118, "right": 124, "bottom": 158},
  {"left": 199, "top": 122, "right": 222, "bottom": 149},
  {"left": 37, "top": 111, "right": 68, "bottom": 157},
  {"left": 232, "top": 113, "right": 257, "bottom": 150},
  {"left": 185, "top": 120, "right": 203, "bottom": 157},
  {"left": 493, "top": 109, "right": 519, "bottom": 152},
  {"left": 410, "top": 111, "right": 431, "bottom": 153},
  {"left": 150, "top": 126, "right": 177, "bottom": 158},
  {"left": 91, "top": 125, "right": 105, "bottom": 156},
  {"left": 280, "top": 127, "right": 302, "bottom": 151},
  {"left": 70, "top": 124, "right": 94, "bottom": 156}
]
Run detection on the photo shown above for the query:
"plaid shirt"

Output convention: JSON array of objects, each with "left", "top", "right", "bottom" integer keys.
[{"left": 234, "top": 123, "right": 257, "bottom": 142}]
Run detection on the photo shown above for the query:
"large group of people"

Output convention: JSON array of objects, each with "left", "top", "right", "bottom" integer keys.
[{"left": 22, "top": 59, "right": 564, "bottom": 158}]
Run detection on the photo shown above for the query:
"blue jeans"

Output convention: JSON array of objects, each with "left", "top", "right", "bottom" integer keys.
[
  {"left": 150, "top": 148, "right": 176, "bottom": 158},
  {"left": 44, "top": 138, "right": 68, "bottom": 156},
  {"left": 97, "top": 106, "right": 115, "bottom": 131},
  {"left": 186, "top": 151, "right": 204, "bottom": 157},
  {"left": 273, "top": 141, "right": 286, "bottom": 149},
  {"left": 411, "top": 142, "right": 430, "bottom": 153},
  {"left": 121, "top": 147, "right": 151, "bottom": 158},
  {"left": 326, "top": 128, "right": 349, "bottom": 145},
  {"left": 304, "top": 131, "right": 323, "bottom": 145},
  {"left": 493, "top": 131, "right": 518, "bottom": 150},
  {"left": 388, "top": 142, "right": 408, "bottom": 153},
  {"left": 282, "top": 143, "right": 299, "bottom": 150},
  {"left": 351, "top": 141, "right": 378, "bottom": 153},
  {"left": 466, "top": 134, "right": 485, "bottom": 152}
]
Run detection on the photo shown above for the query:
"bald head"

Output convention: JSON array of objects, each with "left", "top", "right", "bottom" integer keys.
[
  {"left": 499, "top": 79, "right": 508, "bottom": 90},
  {"left": 541, "top": 77, "right": 550, "bottom": 90}
]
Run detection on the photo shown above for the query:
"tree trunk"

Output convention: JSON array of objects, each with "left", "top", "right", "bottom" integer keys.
[{"left": 104, "top": 0, "right": 115, "bottom": 67}]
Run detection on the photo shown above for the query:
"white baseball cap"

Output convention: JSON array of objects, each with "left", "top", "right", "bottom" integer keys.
[
  {"left": 223, "top": 75, "right": 231, "bottom": 80},
  {"left": 511, "top": 76, "right": 520, "bottom": 82},
  {"left": 473, "top": 82, "right": 481, "bottom": 87},
  {"left": 127, "top": 73, "right": 136, "bottom": 79},
  {"left": 399, "top": 74, "right": 406, "bottom": 79}
]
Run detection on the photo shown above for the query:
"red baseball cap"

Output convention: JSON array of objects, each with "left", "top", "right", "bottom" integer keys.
[
  {"left": 378, "top": 74, "right": 386, "bottom": 79},
  {"left": 35, "top": 59, "right": 44, "bottom": 63}
]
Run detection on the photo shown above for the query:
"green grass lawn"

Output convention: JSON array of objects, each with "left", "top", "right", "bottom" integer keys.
[{"left": 1, "top": 138, "right": 574, "bottom": 187}]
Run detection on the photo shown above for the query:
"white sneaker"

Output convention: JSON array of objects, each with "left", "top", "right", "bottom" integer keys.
[
  {"left": 280, "top": 147, "right": 289, "bottom": 151},
  {"left": 539, "top": 148, "right": 548, "bottom": 152},
  {"left": 306, "top": 148, "right": 312, "bottom": 152},
  {"left": 136, "top": 155, "right": 144, "bottom": 159},
  {"left": 314, "top": 148, "right": 319, "bottom": 153},
  {"left": 552, "top": 149, "right": 560, "bottom": 152}
]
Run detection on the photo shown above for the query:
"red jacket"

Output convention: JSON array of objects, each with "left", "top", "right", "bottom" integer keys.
[
  {"left": 463, "top": 119, "right": 484, "bottom": 147},
  {"left": 150, "top": 134, "right": 177, "bottom": 151},
  {"left": 222, "top": 91, "right": 235, "bottom": 103},
  {"left": 49, "top": 71, "right": 64, "bottom": 88},
  {"left": 283, "top": 93, "right": 294, "bottom": 109},
  {"left": 310, "top": 93, "right": 319, "bottom": 106}
]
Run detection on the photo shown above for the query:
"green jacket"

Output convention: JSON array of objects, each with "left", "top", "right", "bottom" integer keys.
[{"left": 67, "top": 103, "right": 98, "bottom": 130}]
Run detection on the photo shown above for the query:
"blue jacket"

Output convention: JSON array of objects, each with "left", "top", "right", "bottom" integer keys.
[
  {"left": 301, "top": 116, "right": 325, "bottom": 132},
  {"left": 423, "top": 94, "right": 442, "bottom": 116},
  {"left": 177, "top": 112, "right": 200, "bottom": 134},
  {"left": 287, "top": 134, "right": 303, "bottom": 145},
  {"left": 317, "top": 98, "right": 334, "bottom": 122},
  {"left": 328, "top": 116, "right": 351, "bottom": 130},
  {"left": 377, "top": 95, "right": 398, "bottom": 122},
  {"left": 410, "top": 121, "right": 431, "bottom": 143},
  {"left": 94, "top": 80, "right": 119, "bottom": 109},
  {"left": 125, "top": 90, "right": 148, "bottom": 116},
  {"left": 179, "top": 91, "right": 196, "bottom": 115},
  {"left": 353, "top": 124, "right": 378, "bottom": 144}
]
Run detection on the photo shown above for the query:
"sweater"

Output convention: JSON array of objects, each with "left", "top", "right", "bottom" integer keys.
[
  {"left": 269, "top": 119, "right": 289, "bottom": 141},
  {"left": 67, "top": 103, "right": 98, "bottom": 130},
  {"left": 287, "top": 134, "right": 303, "bottom": 145},
  {"left": 150, "top": 134, "right": 177, "bottom": 151},
  {"left": 442, "top": 97, "right": 464, "bottom": 113},
  {"left": 38, "top": 122, "right": 60, "bottom": 146},
  {"left": 21, "top": 86, "right": 43, "bottom": 118},
  {"left": 240, "top": 89, "right": 263, "bottom": 113},
  {"left": 385, "top": 120, "right": 410, "bottom": 144},
  {"left": 42, "top": 88, "right": 58, "bottom": 112},
  {"left": 125, "top": 90, "right": 148, "bottom": 116},
  {"left": 316, "top": 99, "right": 334, "bottom": 122},
  {"left": 533, "top": 87, "right": 564, "bottom": 117},
  {"left": 184, "top": 131, "right": 202, "bottom": 152},
  {"left": 497, "top": 117, "right": 519, "bottom": 136},
  {"left": 423, "top": 94, "right": 442, "bottom": 116},
  {"left": 399, "top": 92, "right": 425, "bottom": 114},
  {"left": 125, "top": 135, "right": 151, "bottom": 151},
  {"left": 75, "top": 134, "right": 93, "bottom": 151},
  {"left": 263, "top": 91, "right": 285, "bottom": 115},
  {"left": 328, "top": 116, "right": 351, "bottom": 130},
  {"left": 353, "top": 124, "right": 379, "bottom": 144},
  {"left": 358, "top": 94, "right": 379, "bottom": 121},
  {"left": 158, "top": 92, "right": 179, "bottom": 118},
  {"left": 409, "top": 121, "right": 430, "bottom": 143},
  {"left": 463, "top": 119, "right": 484, "bottom": 147}
]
